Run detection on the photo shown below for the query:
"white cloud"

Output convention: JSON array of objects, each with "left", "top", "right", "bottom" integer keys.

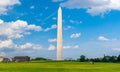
[
  {"left": 44, "top": 24, "right": 57, "bottom": 32},
  {"left": 70, "top": 33, "right": 81, "bottom": 38},
  {"left": 19, "top": 43, "right": 32, "bottom": 49},
  {"left": 98, "top": 36, "right": 109, "bottom": 41},
  {"left": 0, "top": 39, "right": 42, "bottom": 50},
  {"left": 0, "top": 20, "right": 43, "bottom": 53},
  {"left": 0, "top": 39, "right": 14, "bottom": 48},
  {"left": 48, "top": 44, "right": 56, "bottom": 50},
  {"left": 0, "top": 0, "right": 21, "bottom": 15},
  {"left": 0, "top": 39, "right": 43, "bottom": 50},
  {"left": 0, "top": 19, "right": 4, "bottom": 24},
  {"left": 48, "top": 38, "right": 57, "bottom": 42},
  {"left": 27, "top": 24, "right": 41, "bottom": 31},
  {"left": 0, "top": 19, "right": 42, "bottom": 39},
  {"left": 60, "top": 0, "right": 120, "bottom": 16},
  {"left": 52, "top": 0, "right": 63, "bottom": 2},
  {"left": 19, "top": 43, "right": 42, "bottom": 50},
  {"left": 63, "top": 45, "right": 80, "bottom": 49}
]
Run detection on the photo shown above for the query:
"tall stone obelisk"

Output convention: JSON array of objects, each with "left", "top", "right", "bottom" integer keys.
[{"left": 57, "top": 7, "right": 62, "bottom": 60}]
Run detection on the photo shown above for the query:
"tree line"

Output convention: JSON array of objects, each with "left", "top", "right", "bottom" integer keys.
[
  {"left": 31, "top": 55, "right": 120, "bottom": 63},
  {"left": 77, "top": 55, "right": 120, "bottom": 63}
]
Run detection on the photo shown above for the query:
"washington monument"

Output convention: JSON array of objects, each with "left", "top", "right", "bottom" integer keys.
[{"left": 57, "top": 7, "right": 62, "bottom": 60}]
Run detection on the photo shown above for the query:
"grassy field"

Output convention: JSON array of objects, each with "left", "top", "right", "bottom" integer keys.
[{"left": 0, "top": 62, "right": 120, "bottom": 72}]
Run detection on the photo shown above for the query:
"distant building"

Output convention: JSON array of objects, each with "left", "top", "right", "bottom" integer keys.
[
  {"left": 0, "top": 57, "right": 4, "bottom": 62},
  {"left": 14, "top": 56, "right": 30, "bottom": 62},
  {"left": 104, "top": 56, "right": 111, "bottom": 60},
  {"left": 0, "top": 57, "right": 13, "bottom": 62},
  {"left": 3, "top": 58, "right": 10, "bottom": 62},
  {"left": 9, "top": 57, "right": 13, "bottom": 62}
]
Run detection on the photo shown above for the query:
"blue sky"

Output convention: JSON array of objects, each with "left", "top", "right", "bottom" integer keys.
[{"left": 0, "top": 0, "right": 120, "bottom": 59}]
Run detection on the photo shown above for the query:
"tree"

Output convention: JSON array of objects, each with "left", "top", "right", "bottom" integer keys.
[
  {"left": 78, "top": 55, "right": 86, "bottom": 62},
  {"left": 102, "top": 56, "right": 110, "bottom": 62},
  {"left": 117, "top": 55, "right": 120, "bottom": 62},
  {"left": 93, "top": 58, "right": 101, "bottom": 62},
  {"left": 31, "top": 57, "right": 49, "bottom": 61},
  {"left": 109, "top": 56, "right": 117, "bottom": 62}
]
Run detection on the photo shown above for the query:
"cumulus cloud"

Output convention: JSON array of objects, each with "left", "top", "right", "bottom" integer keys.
[
  {"left": 0, "top": 0, "right": 21, "bottom": 15},
  {"left": 70, "top": 33, "right": 81, "bottom": 38},
  {"left": 0, "top": 39, "right": 43, "bottom": 50},
  {"left": 19, "top": 43, "right": 43, "bottom": 50},
  {"left": 60, "top": 0, "right": 120, "bottom": 16},
  {"left": 19, "top": 43, "right": 32, "bottom": 49},
  {"left": 0, "top": 19, "right": 42, "bottom": 39},
  {"left": 44, "top": 24, "right": 57, "bottom": 32},
  {"left": 98, "top": 36, "right": 109, "bottom": 41},
  {"left": 0, "top": 19, "right": 43, "bottom": 51},
  {"left": 0, "top": 19, "right": 4, "bottom": 24},
  {"left": 0, "top": 39, "right": 14, "bottom": 49},
  {"left": 48, "top": 38, "right": 57, "bottom": 42},
  {"left": 48, "top": 44, "right": 56, "bottom": 50}
]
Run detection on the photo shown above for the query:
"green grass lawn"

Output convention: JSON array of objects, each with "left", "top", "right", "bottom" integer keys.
[{"left": 0, "top": 62, "right": 120, "bottom": 72}]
